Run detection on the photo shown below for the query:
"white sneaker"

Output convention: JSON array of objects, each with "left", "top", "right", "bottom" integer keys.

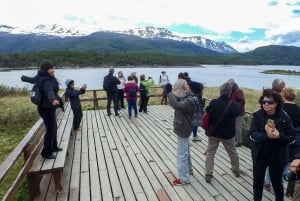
[{"left": 192, "top": 136, "right": 202, "bottom": 142}]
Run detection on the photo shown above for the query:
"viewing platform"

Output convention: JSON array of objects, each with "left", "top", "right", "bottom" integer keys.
[{"left": 31, "top": 105, "right": 290, "bottom": 201}]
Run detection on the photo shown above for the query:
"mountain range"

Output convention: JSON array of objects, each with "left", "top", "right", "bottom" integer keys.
[
  {"left": 0, "top": 24, "right": 237, "bottom": 55},
  {"left": 1, "top": 24, "right": 300, "bottom": 66}
]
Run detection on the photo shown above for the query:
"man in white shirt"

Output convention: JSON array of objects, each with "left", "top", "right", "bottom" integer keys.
[{"left": 158, "top": 70, "right": 169, "bottom": 105}]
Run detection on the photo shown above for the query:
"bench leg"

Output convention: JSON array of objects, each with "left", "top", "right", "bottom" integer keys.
[
  {"left": 28, "top": 174, "right": 41, "bottom": 201},
  {"left": 53, "top": 171, "right": 63, "bottom": 193}
]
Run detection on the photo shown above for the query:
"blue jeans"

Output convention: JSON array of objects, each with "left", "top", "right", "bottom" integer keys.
[
  {"left": 192, "top": 126, "right": 198, "bottom": 137},
  {"left": 127, "top": 99, "right": 137, "bottom": 117},
  {"left": 265, "top": 164, "right": 290, "bottom": 185},
  {"left": 177, "top": 135, "right": 192, "bottom": 182}
]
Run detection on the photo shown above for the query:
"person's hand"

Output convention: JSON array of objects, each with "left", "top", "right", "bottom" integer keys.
[
  {"left": 265, "top": 124, "right": 279, "bottom": 139},
  {"left": 21, "top": 75, "right": 25, "bottom": 81},
  {"left": 165, "top": 83, "right": 172, "bottom": 93},
  {"left": 52, "top": 99, "right": 60, "bottom": 106},
  {"left": 290, "top": 159, "right": 300, "bottom": 173}
]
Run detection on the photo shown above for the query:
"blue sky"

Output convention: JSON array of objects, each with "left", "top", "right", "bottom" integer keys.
[{"left": 1, "top": 0, "right": 300, "bottom": 52}]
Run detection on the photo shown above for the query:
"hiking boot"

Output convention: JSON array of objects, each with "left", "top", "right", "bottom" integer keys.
[
  {"left": 172, "top": 179, "right": 190, "bottom": 186},
  {"left": 231, "top": 169, "right": 241, "bottom": 177},
  {"left": 192, "top": 136, "right": 202, "bottom": 142},
  {"left": 205, "top": 174, "right": 212, "bottom": 183},
  {"left": 235, "top": 142, "right": 242, "bottom": 147}
]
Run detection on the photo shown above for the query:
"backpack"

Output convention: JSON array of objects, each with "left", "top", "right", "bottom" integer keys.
[
  {"left": 30, "top": 81, "right": 43, "bottom": 105},
  {"left": 103, "top": 75, "right": 110, "bottom": 91},
  {"left": 140, "top": 83, "right": 147, "bottom": 97},
  {"left": 129, "top": 86, "right": 137, "bottom": 97}
]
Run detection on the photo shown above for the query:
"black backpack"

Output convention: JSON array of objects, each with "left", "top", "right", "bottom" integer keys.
[
  {"left": 30, "top": 81, "right": 43, "bottom": 105},
  {"left": 103, "top": 75, "right": 110, "bottom": 91},
  {"left": 139, "top": 83, "right": 147, "bottom": 97},
  {"left": 129, "top": 86, "right": 137, "bottom": 97}
]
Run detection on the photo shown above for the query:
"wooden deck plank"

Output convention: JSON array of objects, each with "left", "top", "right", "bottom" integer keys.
[
  {"left": 80, "top": 109, "right": 91, "bottom": 201},
  {"left": 35, "top": 105, "right": 292, "bottom": 201}
]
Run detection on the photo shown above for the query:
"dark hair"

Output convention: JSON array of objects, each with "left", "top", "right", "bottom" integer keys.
[
  {"left": 178, "top": 72, "right": 185, "bottom": 79},
  {"left": 140, "top": 74, "right": 145, "bottom": 81},
  {"left": 259, "top": 89, "right": 283, "bottom": 112},
  {"left": 127, "top": 75, "right": 133, "bottom": 81}
]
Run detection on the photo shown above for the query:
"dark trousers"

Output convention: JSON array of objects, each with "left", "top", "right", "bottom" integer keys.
[
  {"left": 253, "top": 156, "right": 284, "bottom": 201},
  {"left": 139, "top": 96, "right": 149, "bottom": 112},
  {"left": 161, "top": 90, "right": 167, "bottom": 105},
  {"left": 38, "top": 107, "right": 58, "bottom": 157},
  {"left": 106, "top": 92, "right": 119, "bottom": 115},
  {"left": 72, "top": 107, "right": 83, "bottom": 130},
  {"left": 117, "top": 89, "right": 125, "bottom": 108}
]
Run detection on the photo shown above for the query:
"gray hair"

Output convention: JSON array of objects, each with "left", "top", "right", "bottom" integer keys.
[
  {"left": 272, "top": 79, "right": 285, "bottom": 88},
  {"left": 220, "top": 82, "right": 232, "bottom": 97}
]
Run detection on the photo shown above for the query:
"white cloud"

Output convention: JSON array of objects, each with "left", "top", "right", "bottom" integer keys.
[{"left": 1, "top": 0, "right": 300, "bottom": 52}]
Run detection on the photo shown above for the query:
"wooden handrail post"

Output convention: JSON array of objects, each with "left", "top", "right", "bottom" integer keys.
[{"left": 93, "top": 90, "right": 99, "bottom": 110}]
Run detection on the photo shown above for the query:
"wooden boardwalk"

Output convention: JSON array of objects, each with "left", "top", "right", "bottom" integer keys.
[{"left": 36, "top": 105, "right": 291, "bottom": 201}]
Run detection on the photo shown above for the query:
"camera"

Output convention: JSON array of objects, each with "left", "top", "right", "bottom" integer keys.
[{"left": 284, "top": 172, "right": 298, "bottom": 182}]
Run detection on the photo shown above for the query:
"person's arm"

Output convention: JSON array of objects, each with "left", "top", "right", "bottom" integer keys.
[
  {"left": 21, "top": 74, "right": 39, "bottom": 83},
  {"left": 249, "top": 113, "right": 269, "bottom": 142}
]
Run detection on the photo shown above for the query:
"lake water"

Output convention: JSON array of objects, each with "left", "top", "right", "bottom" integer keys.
[{"left": 0, "top": 65, "right": 300, "bottom": 90}]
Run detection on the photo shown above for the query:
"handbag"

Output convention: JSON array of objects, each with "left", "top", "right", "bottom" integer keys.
[{"left": 204, "top": 100, "right": 232, "bottom": 137}]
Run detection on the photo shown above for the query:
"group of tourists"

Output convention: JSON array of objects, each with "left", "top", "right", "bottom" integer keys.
[{"left": 21, "top": 60, "right": 300, "bottom": 200}]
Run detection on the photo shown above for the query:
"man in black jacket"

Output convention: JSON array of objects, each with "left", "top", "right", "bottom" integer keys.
[
  {"left": 204, "top": 82, "right": 241, "bottom": 183},
  {"left": 104, "top": 67, "right": 121, "bottom": 116}
]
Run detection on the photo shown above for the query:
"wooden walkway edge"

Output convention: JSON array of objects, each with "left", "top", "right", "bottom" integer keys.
[{"left": 36, "top": 105, "right": 291, "bottom": 201}]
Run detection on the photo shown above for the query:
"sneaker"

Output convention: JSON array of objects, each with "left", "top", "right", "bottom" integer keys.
[
  {"left": 134, "top": 115, "right": 137, "bottom": 118},
  {"left": 172, "top": 179, "right": 190, "bottom": 186},
  {"left": 264, "top": 182, "right": 271, "bottom": 191},
  {"left": 192, "top": 136, "right": 202, "bottom": 142},
  {"left": 205, "top": 174, "right": 213, "bottom": 183}
]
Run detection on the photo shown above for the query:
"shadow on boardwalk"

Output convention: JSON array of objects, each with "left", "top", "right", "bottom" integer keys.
[{"left": 36, "top": 105, "right": 291, "bottom": 201}]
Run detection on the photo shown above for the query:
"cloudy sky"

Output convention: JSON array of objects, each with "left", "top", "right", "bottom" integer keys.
[{"left": 1, "top": 0, "right": 300, "bottom": 52}]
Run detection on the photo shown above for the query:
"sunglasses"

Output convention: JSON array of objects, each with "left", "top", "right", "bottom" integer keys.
[{"left": 261, "top": 100, "right": 275, "bottom": 105}]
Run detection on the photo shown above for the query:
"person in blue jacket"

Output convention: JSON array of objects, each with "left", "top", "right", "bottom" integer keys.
[{"left": 65, "top": 79, "right": 87, "bottom": 131}]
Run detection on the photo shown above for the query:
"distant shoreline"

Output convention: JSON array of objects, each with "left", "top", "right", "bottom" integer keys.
[{"left": 261, "top": 69, "right": 300, "bottom": 76}]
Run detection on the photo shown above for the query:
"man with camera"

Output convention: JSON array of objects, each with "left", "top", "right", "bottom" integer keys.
[{"left": 289, "top": 157, "right": 300, "bottom": 200}]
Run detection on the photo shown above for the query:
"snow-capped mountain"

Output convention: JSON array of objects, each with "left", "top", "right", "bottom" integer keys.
[
  {"left": 119, "top": 27, "right": 237, "bottom": 53},
  {"left": 0, "top": 24, "right": 238, "bottom": 54}
]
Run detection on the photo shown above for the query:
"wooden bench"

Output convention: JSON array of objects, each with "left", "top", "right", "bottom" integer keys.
[{"left": 26, "top": 102, "right": 73, "bottom": 201}]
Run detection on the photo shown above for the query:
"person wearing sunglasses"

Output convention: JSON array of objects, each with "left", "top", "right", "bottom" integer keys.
[{"left": 249, "top": 88, "right": 295, "bottom": 201}]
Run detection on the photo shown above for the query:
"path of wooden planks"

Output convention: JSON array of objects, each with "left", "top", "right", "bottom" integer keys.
[{"left": 36, "top": 105, "right": 292, "bottom": 201}]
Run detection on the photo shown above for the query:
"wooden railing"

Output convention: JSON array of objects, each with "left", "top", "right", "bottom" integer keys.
[
  {"left": 0, "top": 93, "right": 66, "bottom": 201},
  {"left": 77, "top": 86, "right": 165, "bottom": 110}
]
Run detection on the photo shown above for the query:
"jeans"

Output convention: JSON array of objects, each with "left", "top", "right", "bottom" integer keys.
[
  {"left": 265, "top": 164, "right": 290, "bottom": 185},
  {"left": 177, "top": 135, "right": 192, "bottom": 182},
  {"left": 192, "top": 126, "right": 198, "bottom": 137},
  {"left": 127, "top": 99, "right": 137, "bottom": 117}
]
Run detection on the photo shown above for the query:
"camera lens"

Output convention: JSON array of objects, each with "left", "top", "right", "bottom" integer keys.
[{"left": 284, "top": 172, "right": 297, "bottom": 182}]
